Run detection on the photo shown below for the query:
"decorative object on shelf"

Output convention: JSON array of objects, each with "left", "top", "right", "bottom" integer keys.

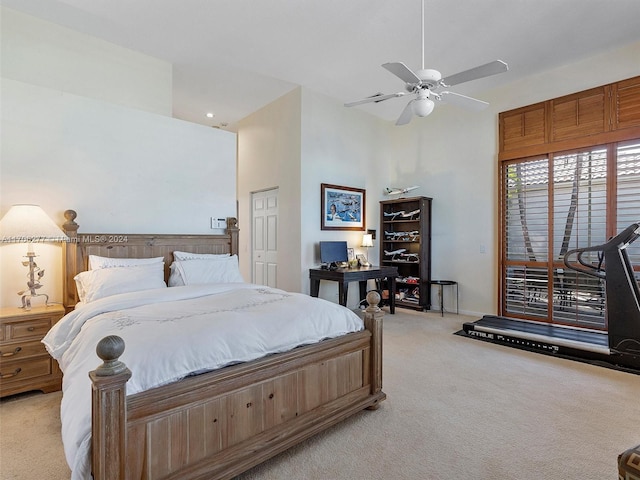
[
  {"left": 0, "top": 205, "right": 69, "bottom": 310},
  {"left": 360, "top": 233, "right": 373, "bottom": 266},
  {"left": 321, "top": 183, "right": 365, "bottom": 231},
  {"left": 384, "top": 186, "right": 420, "bottom": 196}
]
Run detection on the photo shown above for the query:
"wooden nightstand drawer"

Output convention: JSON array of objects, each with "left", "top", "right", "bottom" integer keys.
[
  {"left": 0, "top": 356, "right": 52, "bottom": 384},
  {"left": 8, "top": 318, "right": 52, "bottom": 340},
  {"left": 0, "top": 340, "right": 48, "bottom": 364}
]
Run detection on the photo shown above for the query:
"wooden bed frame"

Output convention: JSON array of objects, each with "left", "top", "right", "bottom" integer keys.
[{"left": 61, "top": 209, "right": 385, "bottom": 480}]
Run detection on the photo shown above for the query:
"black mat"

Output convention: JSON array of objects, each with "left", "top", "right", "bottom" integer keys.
[{"left": 455, "top": 324, "right": 640, "bottom": 376}]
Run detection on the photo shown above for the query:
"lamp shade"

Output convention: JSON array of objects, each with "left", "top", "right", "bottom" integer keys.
[
  {"left": 361, "top": 233, "right": 374, "bottom": 248},
  {"left": 0, "top": 205, "right": 68, "bottom": 243},
  {"left": 412, "top": 97, "right": 435, "bottom": 117}
]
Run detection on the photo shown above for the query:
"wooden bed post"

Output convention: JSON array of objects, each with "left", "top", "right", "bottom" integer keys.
[
  {"left": 89, "top": 336, "right": 131, "bottom": 480},
  {"left": 62, "top": 209, "right": 79, "bottom": 313},
  {"left": 363, "top": 291, "right": 384, "bottom": 402},
  {"left": 226, "top": 217, "right": 239, "bottom": 256}
]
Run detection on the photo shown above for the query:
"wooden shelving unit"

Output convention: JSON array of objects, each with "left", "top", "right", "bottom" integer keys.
[{"left": 380, "top": 196, "right": 432, "bottom": 311}]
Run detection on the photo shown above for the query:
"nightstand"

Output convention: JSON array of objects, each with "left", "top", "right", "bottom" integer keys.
[{"left": 0, "top": 304, "right": 65, "bottom": 397}]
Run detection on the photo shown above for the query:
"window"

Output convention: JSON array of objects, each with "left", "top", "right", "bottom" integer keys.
[{"left": 501, "top": 141, "right": 640, "bottom": 328}]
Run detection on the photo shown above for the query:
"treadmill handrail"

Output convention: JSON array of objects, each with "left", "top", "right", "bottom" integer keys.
[{"left": 564, "top": 222, "right": 640, "bottom": 279}]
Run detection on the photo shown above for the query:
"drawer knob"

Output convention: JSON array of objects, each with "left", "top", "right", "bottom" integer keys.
[
  {"left": 1, "top": 367, "right": 22, "bottom": 379},
  {"left": 27, "top": 327, "right": 36, "bottom": 331},
  {"left": 0, "top": 347, "right": 22, "bottom": 357}
]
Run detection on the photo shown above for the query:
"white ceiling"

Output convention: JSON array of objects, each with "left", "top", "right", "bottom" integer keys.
[{"left": 3, "top": 0, "right": 640, "bottom": 131}]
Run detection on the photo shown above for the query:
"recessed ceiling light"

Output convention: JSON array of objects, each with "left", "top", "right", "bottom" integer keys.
[{"left": 206, "top": 112, "right": 215, "bottom": 118}]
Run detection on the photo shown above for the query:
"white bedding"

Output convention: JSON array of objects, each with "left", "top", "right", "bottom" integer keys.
[{"left": 42, "top": 283, "right": 364, "bottom": 480}]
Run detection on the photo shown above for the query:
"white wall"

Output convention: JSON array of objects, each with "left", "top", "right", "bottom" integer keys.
[
  {"left": 1, "top": 7, "right": 172, "bottom": 116},
  {"left": 0, "top": 9, "right": 237, "bottom": 307},
  {"left": 236, "top": 89, "right": 302, "bottom": 292},
  {"left": 387, "top": 106, "right": 499, "bottom": 315},
  {"left": 300, "top": 89, "right": 394, "bottom": 305}
]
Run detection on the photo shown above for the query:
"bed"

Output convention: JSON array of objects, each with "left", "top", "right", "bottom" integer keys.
[{"left": 46, "top": 210, "right": 385, "bottom": 480}]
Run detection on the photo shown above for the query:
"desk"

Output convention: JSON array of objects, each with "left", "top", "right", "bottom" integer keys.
[{"left": 309, "top": 265, "right": 398, "bottom": 314}]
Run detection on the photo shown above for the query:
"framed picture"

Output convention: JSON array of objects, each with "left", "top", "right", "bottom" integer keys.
[
  {"left": 321, "top": 183, "right": 366, "bottom": 231},
  {"left": 356, "top": 253, "right": 370, "bottom": 267},
  {"left": 347, "top": 248, "right": 355, "bottom": 261}
]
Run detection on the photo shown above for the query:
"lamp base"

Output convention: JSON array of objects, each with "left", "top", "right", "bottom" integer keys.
[
  {"left": 17, "top": 250, "right": 48, "bottom": 311},
  {"left": 20, "top": 292, "right": 50, "bottom": 311}
]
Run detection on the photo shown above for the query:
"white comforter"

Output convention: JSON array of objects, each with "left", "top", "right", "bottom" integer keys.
[{"left": 43, "top": 283, "right": 364, "bottom": 480}]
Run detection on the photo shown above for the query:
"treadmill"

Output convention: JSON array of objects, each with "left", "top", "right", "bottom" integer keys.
[{"left": 462, "top": 222, "right": 640, "bottom": 371}]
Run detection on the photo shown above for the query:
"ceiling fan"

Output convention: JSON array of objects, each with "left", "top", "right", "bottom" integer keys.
[{"left": 344, "top": 0, "right": 509, "bottom": 126}]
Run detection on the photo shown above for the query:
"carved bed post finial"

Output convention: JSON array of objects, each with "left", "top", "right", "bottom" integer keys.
[
  {"left": 89, "top": 335, "right": 131, "bottom": 480},
  {"left": 226, "top": 217, "right": 239, "bottom": 256},
  {"left": 365, "top": 291, "right": 382, "bottom": 314},
  {"left": 363, "top": 291, "right": 384, "bottom": 403},
  {"left": 95, "top": 335, "right": 128, "bottom": 376},
  {"left": 63, "top": 209, "right": 78, "bottom": 231}
]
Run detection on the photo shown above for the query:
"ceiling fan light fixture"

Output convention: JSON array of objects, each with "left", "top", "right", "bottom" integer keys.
[{"left": 412, "top": 97, "right": 435, "bottom": 117}]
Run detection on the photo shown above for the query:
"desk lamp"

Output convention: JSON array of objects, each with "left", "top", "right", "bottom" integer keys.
[
  {"left": 361, "top": 233, "right": 373, "bottom": 267},
  {"left": 0, "top": 205, "right": 69, "bottom": 309}
]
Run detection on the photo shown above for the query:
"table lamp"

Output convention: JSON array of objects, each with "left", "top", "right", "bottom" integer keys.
[
  {"left": 361, "top": 233, "right": 373, "bottom": 266},
  {"left": 0, "top": 204, "right": 69, "bottom": 309}
]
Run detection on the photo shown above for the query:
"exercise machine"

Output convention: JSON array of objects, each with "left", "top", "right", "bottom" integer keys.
[{"left": 462, "top": 222, "right": 640, "bottom": 372}]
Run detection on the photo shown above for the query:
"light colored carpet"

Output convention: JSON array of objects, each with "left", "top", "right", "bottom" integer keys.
[{"left": 1, "top": 309, "right": 639, "bottom": 479}]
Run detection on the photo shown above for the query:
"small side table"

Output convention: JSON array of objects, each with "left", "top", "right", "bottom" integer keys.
[
  {"left": 0, "top": 304, "right": 65, "bottom": 397},
  {"left": 429, "top": 280, "right": 458, "bottom": 317}
]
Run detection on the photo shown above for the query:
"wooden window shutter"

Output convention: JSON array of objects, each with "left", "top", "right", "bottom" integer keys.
[
  {"left": 550, "top": 87, "right": 607, "bottom": 142},
  {"left": 612, "top": 77, "right": 640, "bottom": 131},
  {"left": 499, "top": 103, "right": 546, "bottom": 152}
]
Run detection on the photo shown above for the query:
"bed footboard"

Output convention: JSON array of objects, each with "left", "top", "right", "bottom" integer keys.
[{"left": 90, "top": 292, "right": 385, "bottom": 480}]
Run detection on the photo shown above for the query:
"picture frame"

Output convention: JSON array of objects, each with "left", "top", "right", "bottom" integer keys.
[
  {"left": 321, "top": 183, "right": 366, "bottom": 231},
  {"left": 347, "top": 248, "right": 355, "bottom": 262},
  {"left": 356, "top": 253, "right": 370, "bottom": 267}
]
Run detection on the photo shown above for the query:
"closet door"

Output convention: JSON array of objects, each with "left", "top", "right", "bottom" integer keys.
[{"left": 252, "top": 188, "right": 279, "bottom": 287}]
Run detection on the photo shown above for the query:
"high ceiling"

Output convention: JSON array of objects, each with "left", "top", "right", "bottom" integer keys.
[{"left": 3, "top": 0, "right": 640, "bottom": 131}]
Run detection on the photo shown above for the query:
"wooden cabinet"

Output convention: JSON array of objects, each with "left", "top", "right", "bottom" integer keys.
[
  {"left": 380, "top": 196, "right": 432, "bottom": 311},
  {"left": 0, "top": 304, "right": 64, "bottom": 397}
]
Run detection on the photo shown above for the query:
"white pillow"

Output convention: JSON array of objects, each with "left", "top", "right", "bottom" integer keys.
[
  {"left": 74, "top": 263, "right": 166, "bottom": 303},
  {"left": 89, "top": 255, "right": 164, "bottom": 270},
  {"left": 168, "top": 263, "right": 186, "bottom": 287},
  {"left": 173, "top": 251, "right": 230, "bottom": 261},
  {"left": 168, "top": 252, "right": 232, "bottom": 286},
  {"left": 173, "top": 255, "right": 244, "bottom": 285}
]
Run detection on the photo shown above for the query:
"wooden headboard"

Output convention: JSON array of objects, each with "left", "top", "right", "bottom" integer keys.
[{"left": 61, "top": 209, "right": 239, "bottom": 312}]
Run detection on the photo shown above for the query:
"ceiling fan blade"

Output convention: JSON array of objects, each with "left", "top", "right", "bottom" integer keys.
[
  {"left": 441, "top": 60, "right": 508, "bottom": 87},
  {"left": 383, "top": 62, "right": 421, "bottom": 84},
  {"left": 344, "top": 92, "right": 407, "bottom": 107},
  {"left": 395, "top": 100, "right": 415, "bottom": 126},
  {"left": 438, "top": 91, "right": 489, "bottom": 111}
]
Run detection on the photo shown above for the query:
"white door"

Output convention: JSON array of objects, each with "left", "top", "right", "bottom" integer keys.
[{"left": 251, "top": 188, "right": 279, "bottom": 287}]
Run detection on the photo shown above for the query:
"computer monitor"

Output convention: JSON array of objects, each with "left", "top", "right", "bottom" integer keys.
[{"left": 319, "top": 241, "right": 348, "bottom": 266}]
